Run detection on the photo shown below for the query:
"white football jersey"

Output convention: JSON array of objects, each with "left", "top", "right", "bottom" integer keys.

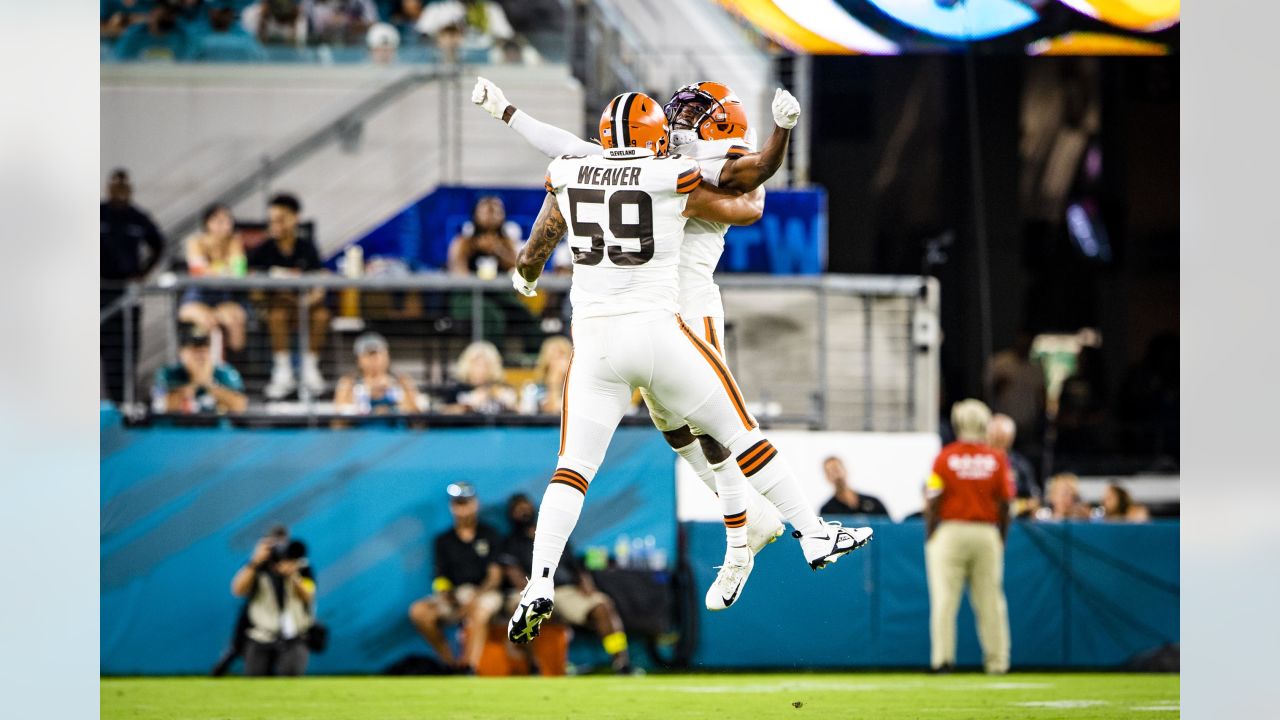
[
  {"left": 545, "top": 148, "right": 703, "bottom": 320},
  {"left": 670, "top": 137, "right": 754, "bottom": 314}
]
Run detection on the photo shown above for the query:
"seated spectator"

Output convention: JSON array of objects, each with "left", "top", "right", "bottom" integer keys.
[
  {"left": 366, "top": 21, "right": 400, "bottom": 63},
  {"left": 499, "top": 493, "right": 633, "bottom": 674},
  {"left": 520, "top": 335, "right": 571, "bottom": 415},
  {"left": 101, "top": 0, "right": 153, "bottom": 41},
  {"left": 334, "top": 332, "right": 421, "bottom": 415},
  {"left": 113, "top": 0, "right": 192, "bottom": 61},
  {"left": 819, "top": 457, "right": 889, "bottom": 517},
  {"left": 307, "top": 0, "right": 379, "bottom": 45},
  {"left": 230, "top": 532, "right": 317, "bottom": 676},
  {"left": 387, "top": 0, "right": 425, "bottom": 39},
  {"left": 152, "top": 324, "right": 248, "bottom": 414},
  {"left": 179, "top": 203, "right": 249, "bottom": 354},
  {"left": 247, "top": 193, "right": 330, "bottom": 399},
  {"left": 408, "top": 482, "right": 503, "bottom": 673},
  {"left": 1097, "top": 482, "right": 1150, "bottom": 523},
  {"left": 1036, "top": 473, "right": 1090, "bottom": 521},
  {"left": 189, "top": 1, "right": 268, "bottom": 61},
  {"left": 442, "top": 341, "right": 516, "bottom": 414},
  {"left": 242, "top": 0, "right": 309, "bottom": 45},
  {"left": 986, "top": 414, "right": 1040, "bottom": 501},
  {"left": 416, "top": 0, "right": 513, "bottom": 62},
  {"left": 447, "top": 196, "right": 521, "bottom": 278}
]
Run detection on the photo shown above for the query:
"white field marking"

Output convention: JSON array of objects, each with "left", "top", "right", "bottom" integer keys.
[
  {"left": 648, "top": 680, "right": 921, "bottom": 694},
  {"left": 1132, "top": 705, "right": 1180, "bottom": 712},
  {"left": 1014, "top": 700, "right": 1109, "bottom": 709},
  {"left": 984, "top": 682, "right": 1053, "bottom": 690}
]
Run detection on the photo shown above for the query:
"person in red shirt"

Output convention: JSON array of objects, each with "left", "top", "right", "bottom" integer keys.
[{"left": 924, "top": 399, "right": 1013, "bottom": 674}]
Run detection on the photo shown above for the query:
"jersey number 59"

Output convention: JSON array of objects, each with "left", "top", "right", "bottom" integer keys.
[{"left": 567, "top": 188, "right": 655, "bottom": 267}]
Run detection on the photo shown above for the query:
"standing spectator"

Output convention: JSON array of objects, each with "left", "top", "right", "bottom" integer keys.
[
  {"left": 441, "top": 341, "right": 517, "bottom": 414},
  {"left": 189, "top": 1, "right": 269, "bottom": 62},
  {"left": 101, "top": 169, "right": 166, "bottom": 403},
  {"left": 306, "top": 0, "right": 379, "bottom": 45},
  {"left": 152, "top": 324, "right": 248, "bottom": 414},
  {"left": 1038, "top": 473, "right": 1091, "bottom": 521},
  {"left": 819, "top": 457, "right": 888, "bottom": 517},
  {"left": 230, "top": 534, "right": 318, "bottom": 676},
  {"left": 416, "top": 0, "right": 513, "bottom": 61},
  {"left": 498, "top": 494, "right": 633, "bottom": 674},
  {"left": 924, "top": 399, "right": 1013, "bottom": 675},
  {"left": 247, "top": 193, "right": 330, "bottom": 399},
  {"left": 113, "top": 0, "right": 192, "bottom": 60},
  {"left": 1097, "top": 482, "right": 1150, "bottom": 523},
  {"left": 520, "top": 335, "right": 571, "bottom": 415},
  {"left": 984, "top": 332, "right": 1046, "bottom": 459},
  {"left": 387, "top": 0, "right": 425, "bottom": 39},
  {"left": 366, "top": 21, "right": 400, "bottom": 63},
  {"left": 407, "top": 482, "right": 503, "bottom": 673},
  {"left": 333, "top": 332, "right": 421, "bottom": 415},
  {"left": 987, "top": 414, "right": 1040, "bottom": 502},
  {"left": 242, "top": 0, "right": 309, "bottom": 45},
  {"left": 446, "top": 196, "right": 521, "bottom": 277},
  {"left": 1056, "top": 345, "right": 1107, "bottom": 455},
  {"left": 101, "top": 0, "right": 153, "bottom": 40},
  {"left": 179, "top": 203, "right": 248, "bottom": 354}
]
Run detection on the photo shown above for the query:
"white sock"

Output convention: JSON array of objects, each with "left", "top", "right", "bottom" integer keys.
[
  {"left": 674, "top": 440, "right": 718, "bottom": 495},
  {"left": 531, "top": 466, "right": 593, "bottom": 581},
  {"left": 729, "top": 431, "right": 823, "bottom": 537},
  {"left": 302, "top": 351, "right": 319, "bottom": 370},
  {"left": 273, "top": 352, "right": 292, "bottom": 371},
  {"left": 710, "top": 458, "right": 750, "bottom": 563}
]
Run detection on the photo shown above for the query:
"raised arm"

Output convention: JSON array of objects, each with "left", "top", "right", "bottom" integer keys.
[
  {"left": 683, "top": 183, "right": 765, "bottom": 226},
  {"left": 714, "top": 88, "right": 800, "bottom": 192},
  {"left": 473, "top": 77, "right": 601, "bottom": 158},
  {"left": 512, "top": 193, "right": 568, "bottom": 296}
]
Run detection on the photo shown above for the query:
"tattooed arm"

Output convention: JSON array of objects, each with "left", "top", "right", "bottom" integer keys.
[{"left": 513, "top": 193, "right": 568, "bottom": 295}]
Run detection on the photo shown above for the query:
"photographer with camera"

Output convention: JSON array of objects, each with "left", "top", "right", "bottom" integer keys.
[{"left": 230, "top": 531, "right": 318, "bottom": 676}]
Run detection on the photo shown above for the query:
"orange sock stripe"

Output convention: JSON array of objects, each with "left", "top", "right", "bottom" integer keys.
[
  {"left": 736, "top": 439, "right": 771, "bottom": 467},
  {"left": 554, "top": 468, "right": 587, "bottom": 485},
  {"left": 741, "top": 447, "right": 778, "bottom": 477},
  {"left": 558, "top": 351, "right": 573, "bottom": 456},
  {"left": 677, "top": 317, "right": 753, "bottom": 429},
  {"left": 723, "top": 510, "right": 747, "bottom": 528},
  {"left": 550, "top": 469, "right": 589, "bottom": 494}
]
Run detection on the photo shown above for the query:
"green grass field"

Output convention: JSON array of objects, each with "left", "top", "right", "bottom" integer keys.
[{"left": 101, "top": 673, "right": 1178, "bottom": 719}]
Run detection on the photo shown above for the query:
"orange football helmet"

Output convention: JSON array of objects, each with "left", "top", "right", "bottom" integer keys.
[
  {"left": 599, "top": 92, "right": 670, "bottom": 156},
  {"left": 663, "top": 81, "right": 749, "bottom": 141}
]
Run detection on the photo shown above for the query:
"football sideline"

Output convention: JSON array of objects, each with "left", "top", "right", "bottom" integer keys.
[{"left": 101, "top": 673, "right": 1179, "bottom": 720}]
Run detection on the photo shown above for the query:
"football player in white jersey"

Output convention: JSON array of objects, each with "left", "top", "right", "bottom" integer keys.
[
  {"left": 474, "top": 77, "right": 808, "bottom": 561},
  {"left": 505, "top": 92, "right": 871, "bottom": 644}
]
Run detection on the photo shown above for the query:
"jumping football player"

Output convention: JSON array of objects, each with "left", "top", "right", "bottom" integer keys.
[
  {"left": 474, "top": 77, "right": 814, "bottom": 564},
  {"left": 505, "top": 93, "right": 871, "bottom": 643}
]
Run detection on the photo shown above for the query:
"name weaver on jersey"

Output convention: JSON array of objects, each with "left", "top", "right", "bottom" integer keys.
[{"left": 478, "top": 83, "right": 872, "bottom": 645}]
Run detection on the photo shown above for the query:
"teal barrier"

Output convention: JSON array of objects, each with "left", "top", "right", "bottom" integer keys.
[
  {"left": 686, "top": 519, "right": 1179, "bottom": 669},
  {"left": 101, "top": 421, "right": 676, "bottom": 675}
]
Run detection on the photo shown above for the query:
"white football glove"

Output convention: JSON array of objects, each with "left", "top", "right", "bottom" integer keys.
[
  {"left": 512, "top": 269, "right": 538, "bottom": 297},
  {"left": 472, "top": 76, "right": 510, "bottom": 121},
  {"left": 772, "top": 87, "right": 801, "bottom": 130}
]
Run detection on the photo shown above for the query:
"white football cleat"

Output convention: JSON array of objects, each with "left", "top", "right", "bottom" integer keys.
[
  {"left": 508, "top": 576, "right": 555, "bottom": 644},
  {"left": 796, "top": 520, "right": 873, "bottom": 570},
  {"left": 705, "top": 552, "right": 754, "bottom": 611},
  {"left": 746, "top": 501, "right": 786, "bottom": 556}
]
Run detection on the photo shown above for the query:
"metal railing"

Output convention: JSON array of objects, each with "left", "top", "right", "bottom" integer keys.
[{"left": 101, "top": 273, "right": 940, "bottom": 432}]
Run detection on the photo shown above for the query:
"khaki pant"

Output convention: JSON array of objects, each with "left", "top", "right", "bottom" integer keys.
[{"left": 925, "top": 521, "right": 1010, "bottom": 673}]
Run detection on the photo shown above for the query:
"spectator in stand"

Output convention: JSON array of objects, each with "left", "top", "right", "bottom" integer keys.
[
  {"left": 1097, "top": 482, "right": 1150, "bottom": 523},
  {"left": 366, "top": 21, "right": 400, "bottom": 63},
  {"left": 987, "top": 414, "right": 1040, "bottom": 502},
  {"left": 307, "top": 0, "right": 380, "bottom": 45},
  {"left": 179, "top": 203, "right": 248, "bottom": 354},
  {"left": 442, "top": 341, "right": 517, "bottom": 414},
  {"left": 248, "top": 193, "right": 330, "bottom": 399},
  {"left": 984, "top": 331, "right": 1046, "bottom": 459},
  {"left": 819, "top": 457, "right": 889, "bottom": 518},
  {"left": 1037, "top": 473, "right": 1090, "bottom": 521},
  {"left": 334, "top": 332, "right": 421, "bottom": 415},
  {"left": 1056, "top": 345, "right": 1107, "bottom": 455},
  {"left": 447, "top": 196, "right": 521, "bottom": 277},
  {"left": 231, "top": 532, "right": 318, "bottom": 676},
  {"left": 520, "top": 335, "right": 571, "bottom": 415},
  {"left": 189, "top": 1, "right": 269, "bottom": 61},
  {"left": 408, "top": 482, "right": 503, "bottom": 673},
  {"left": 101, "top": 0, "right": 154, "bottom": 41},
  {"left": 153, "top": 323, "right": 248, "bottom": 414},
  {"left": 113, "top": 0, "right": 193, "bottom": 60},
  {"left": 924, "top": 399, "right": 1012, "bottom": 675},
  {"left": 387, "top": 0, "right": 425, "bottom": 39},
  {"left": 242, "top": 0, "right": 309, "bottom": 45},
  {"left": 101, "top": 168, "right": 166, "bottom": 403},
  {"left": 498, "top": 493, "right": 633, "bottom": 674},
  {"left": 416, "top": 0, "right": 513, "bottom": 62}
]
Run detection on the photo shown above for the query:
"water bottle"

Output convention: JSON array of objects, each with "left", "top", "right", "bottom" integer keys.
[
  {"left": 643, "top": 535, "right": 658, "bottom": 570},
  {"left": 614, "top": 534, "right": 630, "bottom": 568},
  {"left": 630, "top": 536, "right": 645, "bottom": 568}
]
